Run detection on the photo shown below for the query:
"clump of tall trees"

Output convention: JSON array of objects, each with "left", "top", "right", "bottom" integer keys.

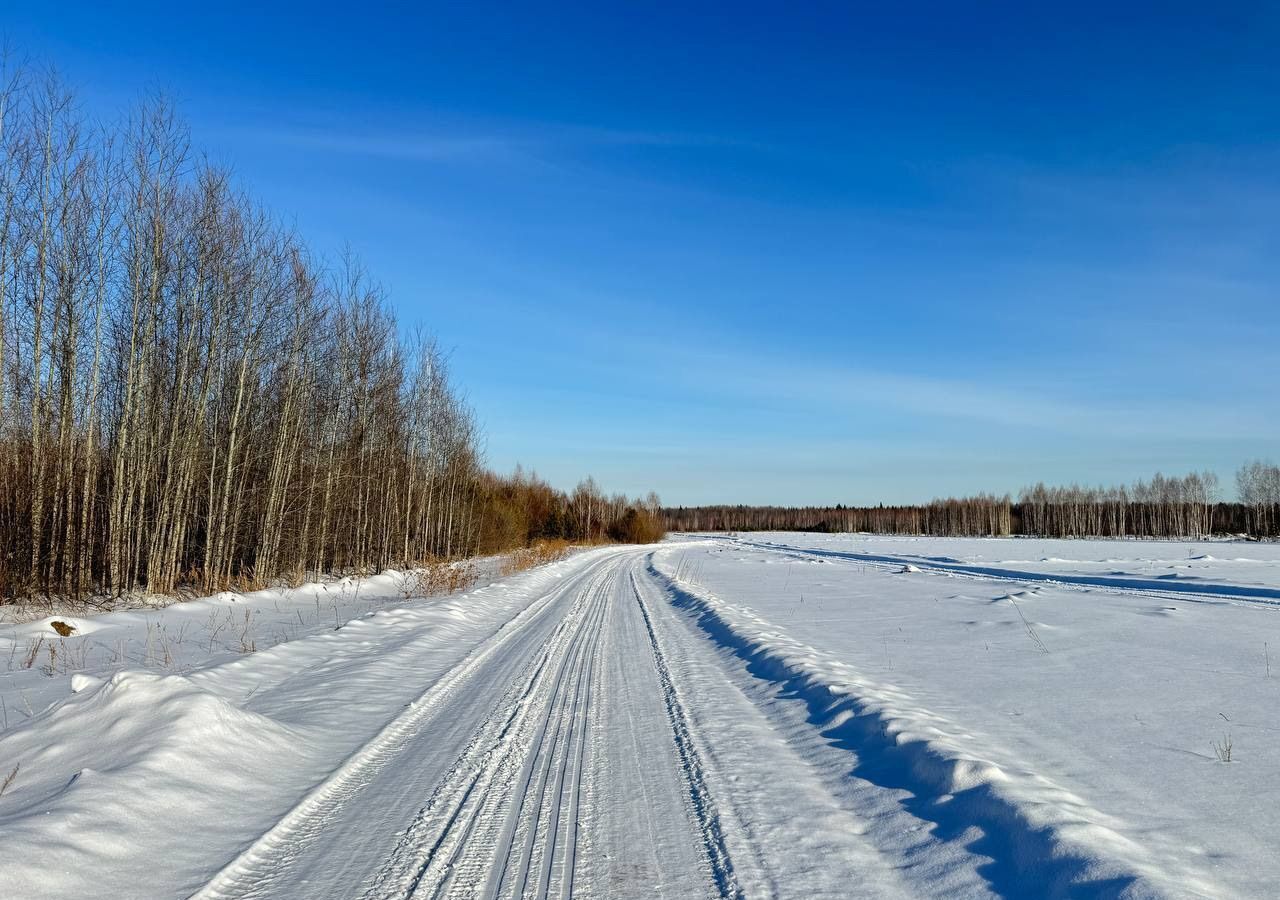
[
  {"left": 1236, "top": 460, "right": 1280, "bottom": 536},
  {"left": 666, "top": 463, "right": 1280, "bottom": 541},
  {"left": 0, "top": 61, "right": 662, "bottom": 603},
  {"left": 1017, "top": 472, "right": 1223, "bottom": 539},
  {"left": 479, "top": 468, "right": 665, "bottom": 551}
]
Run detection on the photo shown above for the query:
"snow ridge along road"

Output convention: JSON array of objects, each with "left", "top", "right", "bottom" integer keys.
[
  {"left": 647, "top": 557, "right": 1210, "bottom": 899},
  {"left": 4, "top": 538, "right": 1251, "bottom": 898}
]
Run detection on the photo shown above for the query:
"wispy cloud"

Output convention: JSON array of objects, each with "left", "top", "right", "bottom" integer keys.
[
  {"left": 237, "top": 120, "right": 745, "bottom": 167},
  {"left": 249, "top": 129, "right": 532, "bottom": 163},
  {"left": 623, "top": 339, "right": 1280, "bottom": 444}
]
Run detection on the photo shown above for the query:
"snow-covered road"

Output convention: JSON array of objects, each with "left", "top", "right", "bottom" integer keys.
[
  {"left": 190, "top": 550, "right": 719, "bottom": 900},
  {"left": 184, "top": 547, "right": 923, "bottom": 899},
  {"left": 5, "top": 536, "right": 1270, "bottom": 897}
]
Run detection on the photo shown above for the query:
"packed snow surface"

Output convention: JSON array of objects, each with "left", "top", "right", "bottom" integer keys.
[{"left": 2, "top": 534, "right": 1276, "bottom": 898}]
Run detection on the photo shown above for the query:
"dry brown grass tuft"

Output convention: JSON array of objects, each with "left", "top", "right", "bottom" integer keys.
[
  {"left": 22, "top": 637, "right": 43, "bottom": 669},
  {"left": 401, "top": 561, "right": 482, "bottom": 600},
  {"left": 500, "top": 540, "right": 573, "bottom": 577}
]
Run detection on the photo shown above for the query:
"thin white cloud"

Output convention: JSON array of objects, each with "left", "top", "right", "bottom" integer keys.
[
  {"left": 238, "top": 121, "right": 744, "bottom": 166},
  {"left": 632, "top": 342, "right": 1280, "bottom": 443},
  {"left": 253, "top": 129, "right": 530, "bottom": 162}
]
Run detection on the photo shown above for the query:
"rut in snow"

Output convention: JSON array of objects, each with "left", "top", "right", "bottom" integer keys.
[{"left": 630, "top": 571, "right": 740, "bottom": 900}]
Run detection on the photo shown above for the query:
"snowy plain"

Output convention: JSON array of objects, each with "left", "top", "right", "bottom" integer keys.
[
  {"left": 660, "top": 534, "right": 1280, "bottom": 897},
  {"left": 1, "top": 534, "right": 1276, "bottom": 898}
]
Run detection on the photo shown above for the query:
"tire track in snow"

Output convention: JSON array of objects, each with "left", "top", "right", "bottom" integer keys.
[
  {"left": 499, "top": 593, "right": 596, "bottom": 900},
  {"left": 361, "top": 555, "right": 616, "bottom": 899},
  {"left": 187, "top": 553, "right": 618, "bottom": 900},
  {"left": 629, "top": 570, "right": 741, "bottom": 900}
]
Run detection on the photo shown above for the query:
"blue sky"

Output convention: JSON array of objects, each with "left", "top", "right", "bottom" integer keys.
[{"left": 7, "top": 2, "right": 1278, "bottom": 504}]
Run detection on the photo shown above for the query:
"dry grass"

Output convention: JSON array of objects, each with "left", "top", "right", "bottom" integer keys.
[
  {"left": 22, "top": 637, "right": 43, "bottom": 670},
  {"left": 401, "top": 560, "right": 482, "bottom": 600},
  {"left": 285, "top": 564, "right": 309, "bottom": 589},
  {"left": 237, "top": 610, "right": 257, "bottom": 654},
  {"left": 500, "top": 540, "right": 573, "bottom": 577},
  {"left": 175, "top": 565, "right": 265, "bottom": 595}
]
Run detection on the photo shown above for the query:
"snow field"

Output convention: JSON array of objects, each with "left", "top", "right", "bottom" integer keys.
[
  {"left": 3, "top": 534, "right": 1277, "bottom": 898},
  {"left": 657, "top": 534, "right": 1280, "bottom": 897}
]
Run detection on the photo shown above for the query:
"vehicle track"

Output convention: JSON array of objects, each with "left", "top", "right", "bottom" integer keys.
[
  {"left": 361, "top": 557, "right": 617, "bottom": 899},
  {"left": 189, "top": 554, "right": 619, "bottom": 900},
  {"left": 195, "top": 543, "right": 936, "bottom": 900},
  {"left": 629, "top": 570, "right": 740, "bottom": 899}
]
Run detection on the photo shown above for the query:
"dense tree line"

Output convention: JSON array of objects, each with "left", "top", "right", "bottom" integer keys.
[
  {"left": 0, "top": 61, "right": 662, "bottom": 602},
  {"left": 666, "top": 464, "right": 1280, "bottom": 540},
  {"left": 665, "top": 495, "right": 1014, "bottom": 537}
]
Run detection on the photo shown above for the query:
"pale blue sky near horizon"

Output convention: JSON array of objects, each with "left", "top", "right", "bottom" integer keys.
[{"left": 6, "top": 2, "right": 1278, "bottom": 504}]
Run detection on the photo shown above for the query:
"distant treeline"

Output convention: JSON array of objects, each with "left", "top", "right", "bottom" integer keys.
[
  {"left": 0, "top": 59, "right": 662, "bottom": 602},
  {"left": 665, "top": 464, "right": 1280, "bottom": 540}
]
